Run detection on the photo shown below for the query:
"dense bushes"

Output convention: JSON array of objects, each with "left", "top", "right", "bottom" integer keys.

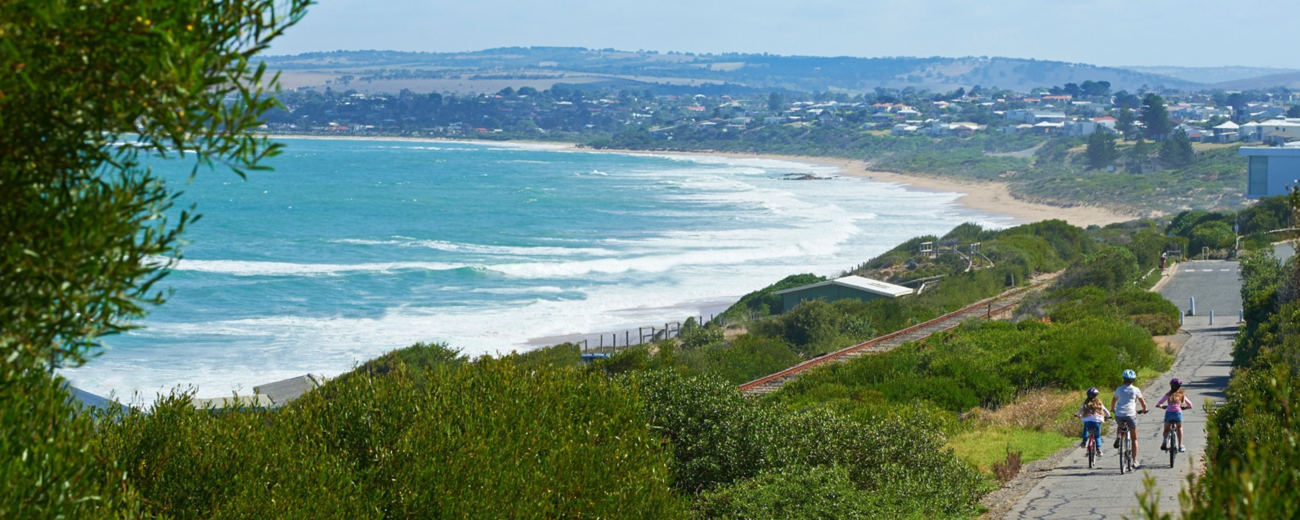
[
  {"left": 693, "top": 465, "right": 896, "bottom": 520},
  {"left": 750, "top": 298, "right": 876, "bottom": 357},
  {"left": 94, "top": 348, "right": 684, "bottom": 519},
  {"left": 1164, "top": 195, "right": 1294, "bottom": 257},
  {"left": 0, "top": 371, "right": 137, "bottom": 519},
  {"left": 774, "top": 318, "right": 1169, "bottom": 413},
  {"left": 632, "top": 370, "right": 985, "bottom": 518},
  {"left": 1055, "top": 246, "right": 1140, "bottom": 292},
  {"left": 1234, "top": 252, "right": 1289, "bottom": 367},
  {"left": 1046, "top": 286, "right": 1181, "bottom": 335}
]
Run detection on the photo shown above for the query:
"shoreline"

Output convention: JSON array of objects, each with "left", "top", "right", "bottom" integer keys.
[
  {"left": 269, "top": 133, "right": 1136, "bottom": 228},
  {"left": 266, "top": 134, "right": 1135, "bottom": 351}
]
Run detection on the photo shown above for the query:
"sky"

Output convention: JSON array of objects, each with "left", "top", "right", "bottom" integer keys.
[{"left": 272, "top": 0, "right": 1296, "bottom": 69}]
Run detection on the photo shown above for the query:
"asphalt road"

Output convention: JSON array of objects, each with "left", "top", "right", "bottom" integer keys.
[{"left": 1004, "top": 261, "right": 1241, "bottom": 519}]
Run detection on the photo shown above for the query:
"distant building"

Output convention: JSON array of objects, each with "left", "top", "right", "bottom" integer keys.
[
  {"left": 1064, "top": 120, "right": 1101, "bottom": 137},
  {"left": 1212, "top": 120, "right": 1240, "bottom": 143},
  {"left": 892, "top": 123, "right": 919, "bottom": 136},
  {"left": 1239, "top": 119, "right": 1300, "bottom": 144},
  {"left": 1240, "top": 146, "right": 1300, "bottom": 199},
  {"left": 773, "top": 275, "right": 914, "bottom": 313}
]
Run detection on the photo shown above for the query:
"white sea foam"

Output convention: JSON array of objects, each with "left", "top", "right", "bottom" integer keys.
[
  {"left": 333, "top": 238, "right": 617, "bottom": 257},
  {"left": 172, "top": 259, "right": 470, "bottom": 276}
]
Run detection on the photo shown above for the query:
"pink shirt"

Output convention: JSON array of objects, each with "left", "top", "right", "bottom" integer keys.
[{"left": 1157, "top": 394, "right": 1192, "bottom": 413}]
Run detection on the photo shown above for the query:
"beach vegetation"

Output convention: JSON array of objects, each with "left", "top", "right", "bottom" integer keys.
[{"left": 95, "top": 352, "right": 684, "bottom": 518}]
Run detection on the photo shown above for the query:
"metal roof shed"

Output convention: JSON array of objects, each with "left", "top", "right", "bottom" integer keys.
[{"left": 773, "top": 275, "right": 914, "bottom": 313}]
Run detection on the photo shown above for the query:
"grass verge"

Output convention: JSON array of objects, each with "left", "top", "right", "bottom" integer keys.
[{"left": 949, "top": 428, "right": 1075, "bottom": 476}]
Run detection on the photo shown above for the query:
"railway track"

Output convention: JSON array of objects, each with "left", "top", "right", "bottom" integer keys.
[{"left": 738, "top": 279, "right": 1050, "bottom": 396}]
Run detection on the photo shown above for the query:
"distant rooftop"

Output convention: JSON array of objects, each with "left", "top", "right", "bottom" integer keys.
[{"left": 773, "top": 275, "right": 914, "bottom": 298}]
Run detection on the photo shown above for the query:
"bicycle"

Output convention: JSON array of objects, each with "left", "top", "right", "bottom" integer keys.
[
  {"left": 1117, "top": 420, "right": 1133, "bottom": 474},
  {"left": 1117, "top": 410, "right": 1148, "bottom": 474},
  {"left": 1159, "top": 405, "right": 1189, "bottom": 468},
  {"left": 1074, "top": 417, "right": 1104, "bottom": 469},
  {"left": 1085, "top": 425, "right": 1100, "bottom": 469}
]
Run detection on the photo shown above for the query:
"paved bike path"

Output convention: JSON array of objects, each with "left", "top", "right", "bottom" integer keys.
[{"left": 1003, "top": 261, "right": 1240, "bottom": 519}]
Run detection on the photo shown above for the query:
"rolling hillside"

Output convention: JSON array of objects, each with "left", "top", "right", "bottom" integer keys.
[{"left": 263, "top": 47, "right": 1204, "bottom": 94}]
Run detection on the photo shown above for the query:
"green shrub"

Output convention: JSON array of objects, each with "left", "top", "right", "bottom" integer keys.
[
  {"left": 682, "top": 327, "right": 726, "bottom": 350},
  {"left": 633, "top": 371, "right": 984, "bottom": 517},
  {"left": 513, "top": 342, "right": 582, "bottom": 369},
  {"left": 1129, "top": 314, "right": 1178, "bottom": 336},
  {"left": 1056, "top": 246, "right": 1140, "bottom": 293},
  {"left": 1, "top": 371, "right": 136, "bottom": 519},
  {"left": 693, "top": 465, "right": 904, "bottom": 520},
  {"left": 774, "top": 317, "right": 1168, "bottom": 414},
  {"left": 1235, "top": 252, "right": 1289, "bottom": 368},
  {"left": 750, "top": 299, "right": 852, "bottom": 357},
  {"left": 700, "top": 335, "right": 802, "bottom": 384},
  {"left": 96, "top": 350, "right": 684, "bottom": 519},
  {"left": 1188, "top": 221, "right": 1235, "bottom": 253}
]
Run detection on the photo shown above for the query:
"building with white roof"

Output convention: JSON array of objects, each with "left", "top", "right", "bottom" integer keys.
[{"left": 773, "top": 275, "right": 914, "bottom": 313}]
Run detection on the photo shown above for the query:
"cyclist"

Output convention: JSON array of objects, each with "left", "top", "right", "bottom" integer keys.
[
  {"left": 1074, "top": 387, "right": 1111, "bottom": 455},
  {"left": 1156, "top": 378, "right": 1193, "bottom": 453},
  {"left": 1111, "top": 369, "right": 1149, "bottom": 469}
]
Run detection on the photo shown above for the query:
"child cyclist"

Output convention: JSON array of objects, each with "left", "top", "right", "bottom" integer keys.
[
  {"left": 1074, "top": 387, "right": 1111, "bottom": 455},
  {"left": 1111, "top": 369, "right": 1149, "bottom": 469},
  {"left": 1157, "top": 378, "right": 1193, "bottom": 452}
]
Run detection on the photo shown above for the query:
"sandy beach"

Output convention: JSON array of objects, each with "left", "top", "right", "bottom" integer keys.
[
  {"left": 271, "top": 134, "right": 1135, "bottom": 228},
  {"left": 811, "top": 158, "right": 1135, "bottom": 227},
  {"left": 601, "top": 149, "right": 1135, "bottom": 228}
]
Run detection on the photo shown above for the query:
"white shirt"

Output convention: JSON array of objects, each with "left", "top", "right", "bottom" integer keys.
[{"left": 1114, "top": 384, "right": 1144, "bottom": 416}]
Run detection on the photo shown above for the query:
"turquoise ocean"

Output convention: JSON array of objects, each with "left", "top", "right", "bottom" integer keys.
[{"left": 63, "top": 138, "right": 1012, "bottom": 398}]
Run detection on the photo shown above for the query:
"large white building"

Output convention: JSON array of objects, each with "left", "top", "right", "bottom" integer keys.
[
  {"left": 1239, "top": 119, "right": 1300, "bottom": 144},
  {"left": 1241, "top": 146, "right": 1300, "bottom": 199}
]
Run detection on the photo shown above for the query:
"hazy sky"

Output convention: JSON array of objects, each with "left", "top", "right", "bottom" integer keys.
[{"left": 273, "top": 0, "right": 1295, "bottom": 69}]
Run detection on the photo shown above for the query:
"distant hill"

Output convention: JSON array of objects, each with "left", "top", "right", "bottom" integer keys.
[
  {"left": 263, "top": 47, "right": 1201, "bottom": 95},
  {"left": 1208, "top": 71, "right": 1300, "bottom": 91},
  {"left": 1118, "top": 65, "right": 1298, "bottom": 85}
]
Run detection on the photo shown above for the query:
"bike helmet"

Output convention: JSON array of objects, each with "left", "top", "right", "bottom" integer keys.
[
  {"left": 1087, "top": 387, "right": 1099, "bottom": 398},
  {"left": 1122, "top": 369, "right": 1137, "bottom": 381},
  {"left": 1170, "top": 378, "right": 1182, "bottom": 389}
]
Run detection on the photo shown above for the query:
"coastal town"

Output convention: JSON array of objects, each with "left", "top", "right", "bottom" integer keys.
[{"left": 265, "top": 80, "right": 1300, "bottom": 145}]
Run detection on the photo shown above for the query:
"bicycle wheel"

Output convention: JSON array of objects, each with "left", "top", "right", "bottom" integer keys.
[
  {"left": 1168, "top": 430, "right": 1176, "bottom": 468},
  {"left": 1119, "top": 438, "right": 1128, "bottom": 474},
  {"left": 1088, "top": 441, "right": 1095, "bottom": 469}
]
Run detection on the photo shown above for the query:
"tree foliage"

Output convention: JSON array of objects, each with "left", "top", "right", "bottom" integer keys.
[
  {"left": 0, "top": 0, "right": 309, "bottom": 516},
  {"left": 1141, "top": 93, "right": 1173, "bottom": 140},
  {"left": 1085, "top": 130, "right": 1119, "bottom": 170},
  {"left": 1158, "top": 128, "right": 1195, "bottom": 168},
  {"left": 1, "top": 0, "right": 310, "bottom": 371}
]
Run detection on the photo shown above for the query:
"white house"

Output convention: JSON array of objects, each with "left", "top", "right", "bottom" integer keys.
[
  {"left": 1239, "top": 119, "right": 1300, "bottom": 144},
  {"left": 1064, "top": 120, "right": 1101, "bottom": 137},
  {"left": 892, "top": 123, "right": 919, "bottom": 136},
  {"left": 1212, "top": 121, "right": 1240, "bottom": 143}
]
